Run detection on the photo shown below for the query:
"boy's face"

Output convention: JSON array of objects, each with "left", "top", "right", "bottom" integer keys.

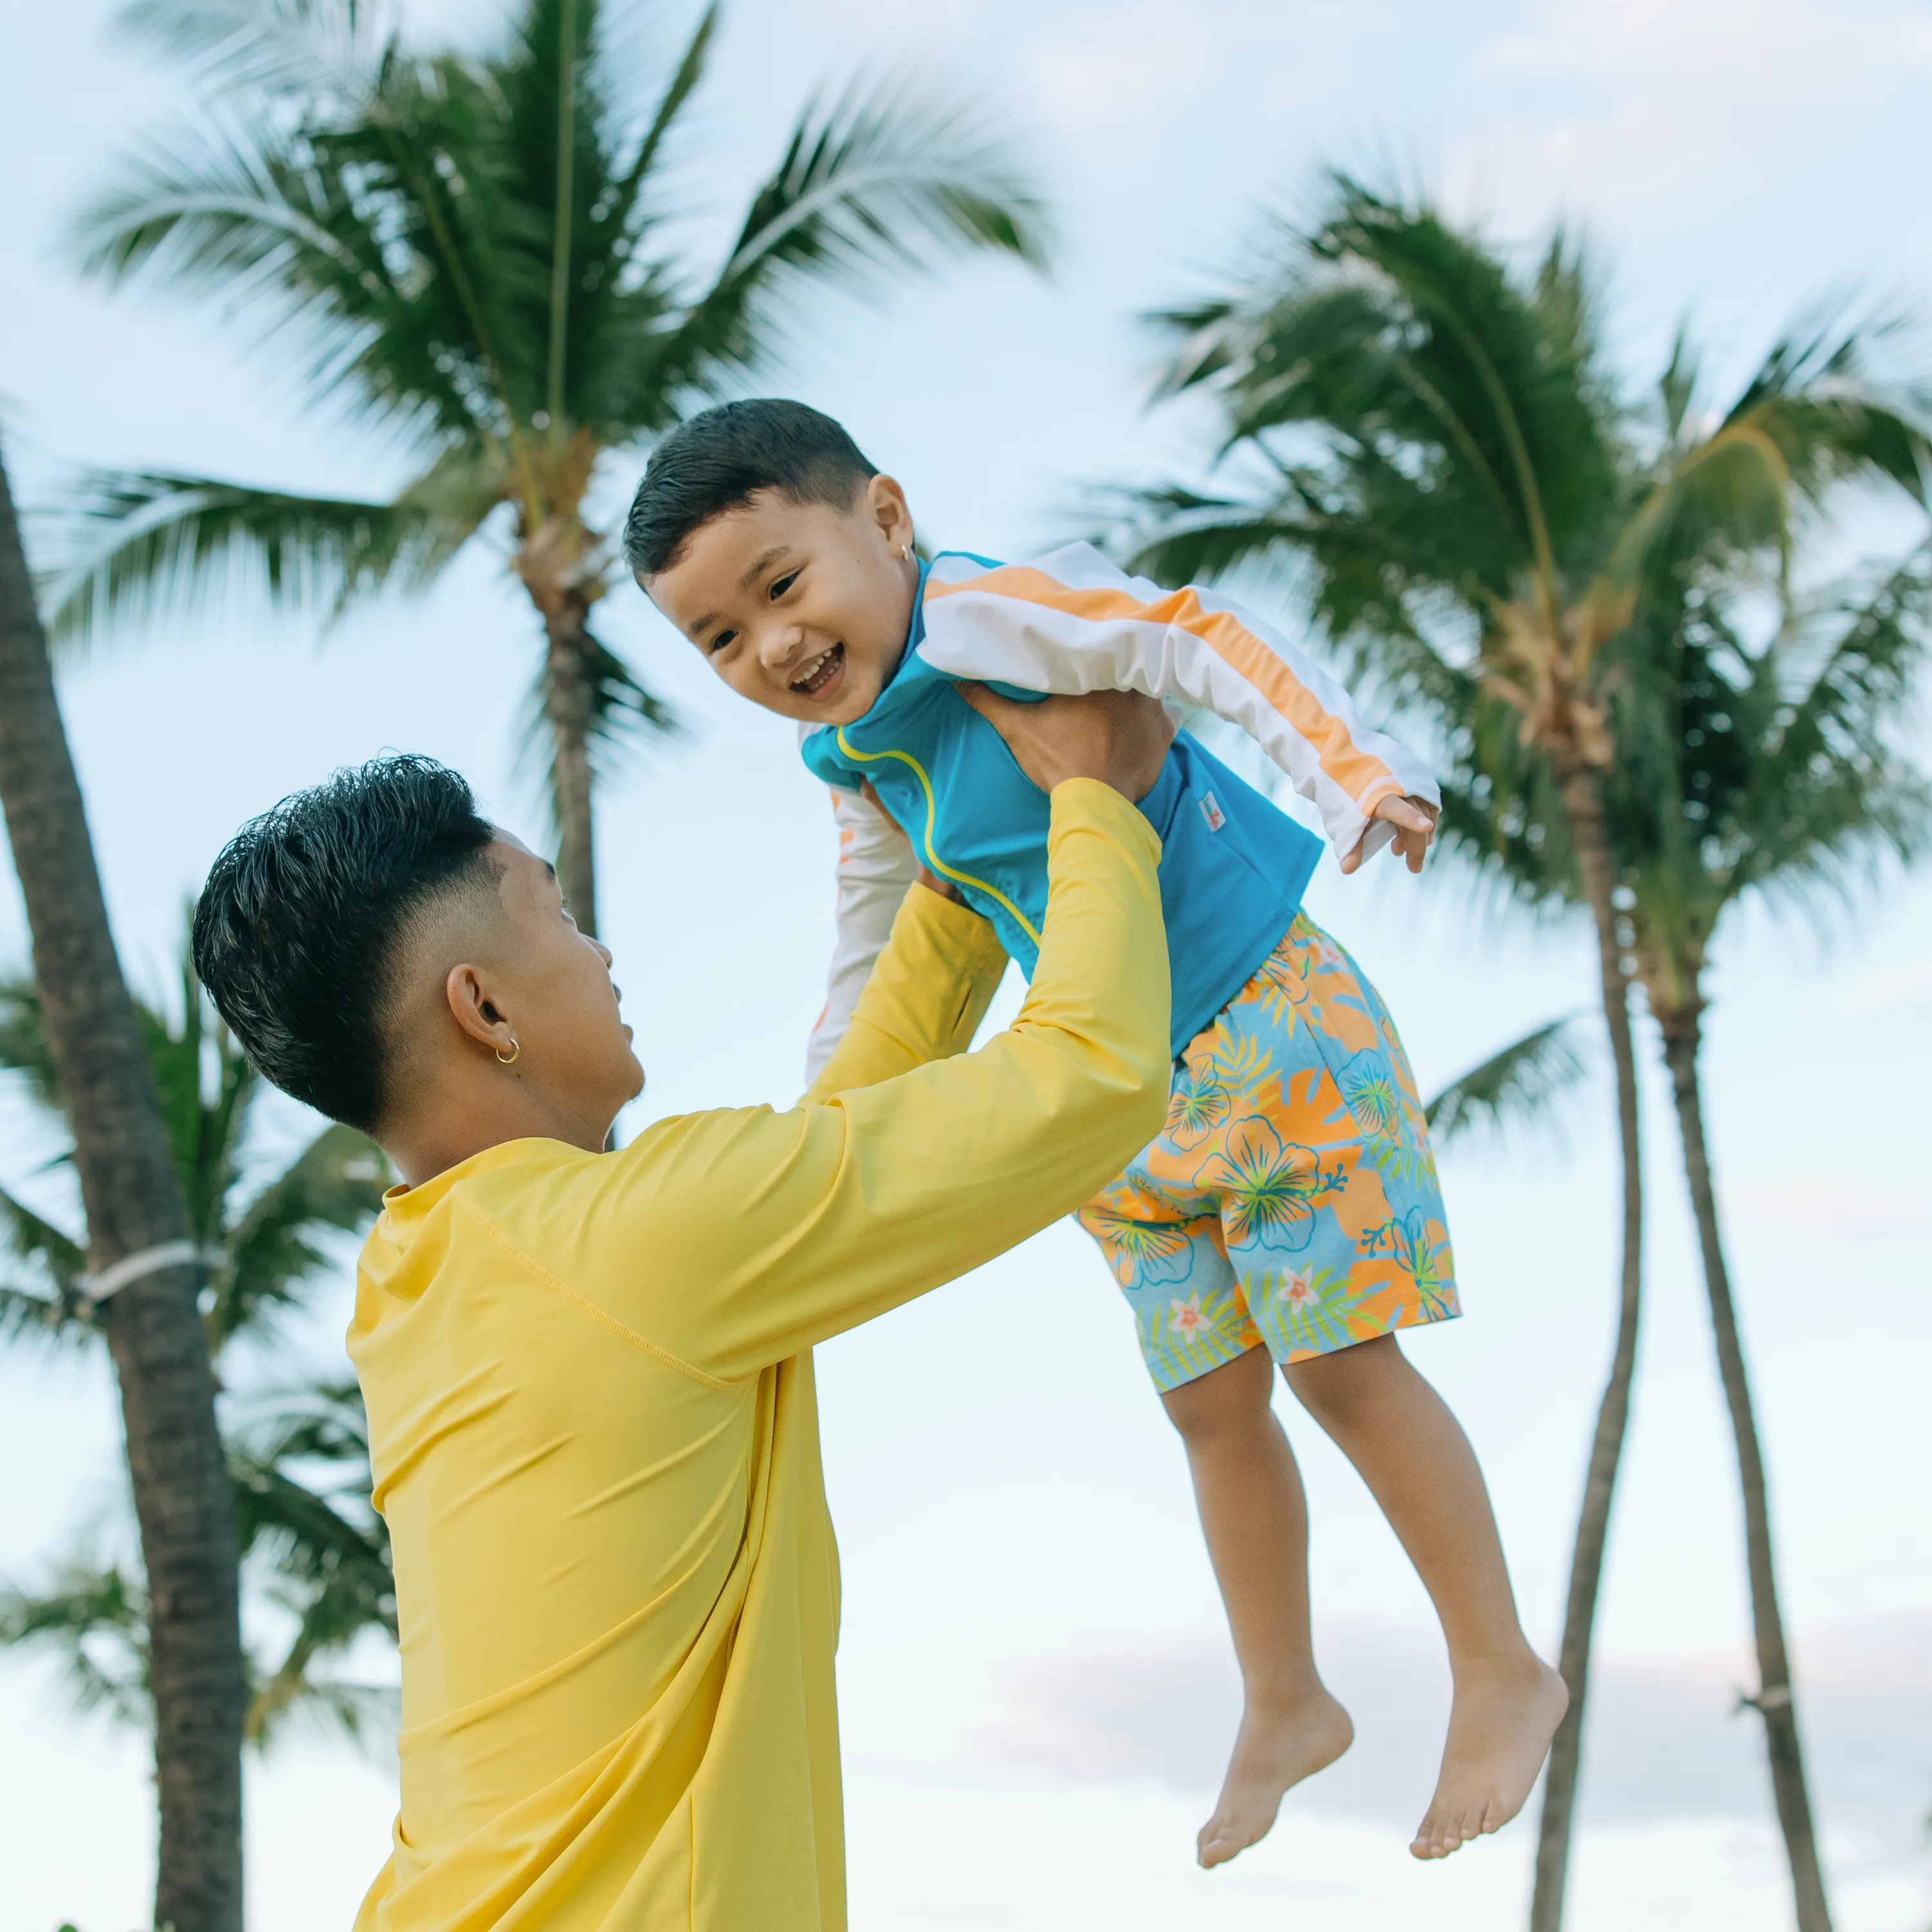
[{"left": 643, "top": 475, "right": 919, "bottom": 726}]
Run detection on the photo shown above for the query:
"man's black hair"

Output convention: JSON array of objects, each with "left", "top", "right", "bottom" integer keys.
[
  {"left": 623, "top": 399, "right": 877, "bottom": 577},
  {"left": 192, "top": 755, "right": 497, "bottom": 1133}
]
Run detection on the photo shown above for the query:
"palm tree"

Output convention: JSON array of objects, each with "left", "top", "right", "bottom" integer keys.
[
  {"left": 0, "top": 442, "right": 245, "bottom": 1932},
  {"left": 1610, "top": 548, "right": 1929, "bottom": 1926},
  {"left": 1110, "top": 175, "right": 1928, "bottom": 1931},
  {"left": 1, "top": 935, "right": 397, "bottom": 1745},
  {"left": 53, "top": 0, "right": 1050, "bottom": 933},
  {"left": 2, "top": 1379, "right": 393, "bottom": 1750}
]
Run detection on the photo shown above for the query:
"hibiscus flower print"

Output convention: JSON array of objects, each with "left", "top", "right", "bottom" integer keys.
[
  {"left": 1164, "top": 1062, "right": 1232, "bottom": 1153},
  {"left": 1083, "top": 1205, "right": 1198, "bottom": 1288},
  {"left": 1198, "top": 1115, "right": 1338, "bottom": 1251},
  {"left": 1340, "top": 1054, "right": 1403, "bottom": 1141}
]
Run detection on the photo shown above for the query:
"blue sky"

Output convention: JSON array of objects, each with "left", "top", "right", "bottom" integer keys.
[{"left": 2, "top": 1, "right": 1931, "bottom": 1928}]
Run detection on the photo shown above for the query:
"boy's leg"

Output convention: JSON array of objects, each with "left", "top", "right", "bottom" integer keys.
[
  {"left": 1162, "top": 1343, "right": 1352, "bottom": 1868},
  {"left": 1281, "top": 1334, "right": 1567, "bottom": 1859}
]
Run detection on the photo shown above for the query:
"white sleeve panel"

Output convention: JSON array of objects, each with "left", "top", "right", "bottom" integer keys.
[
  {"left": 802, "top": 781, "right": 921, "bottom": 1084},
  {"left": 920, "top": 542, "right": 1439, "bottom": 862}
]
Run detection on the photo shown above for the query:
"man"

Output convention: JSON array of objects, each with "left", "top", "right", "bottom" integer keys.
[{"left": 191, "top": 688, "right": 1173, "bottom": 1929}]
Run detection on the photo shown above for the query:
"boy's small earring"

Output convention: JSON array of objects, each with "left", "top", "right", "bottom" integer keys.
[
  {"left": 495, "top": 1037, "right": 522, "bottom": 1066},
  {"left": 898, "top": 544, "right": 911, "bottom": 560}
]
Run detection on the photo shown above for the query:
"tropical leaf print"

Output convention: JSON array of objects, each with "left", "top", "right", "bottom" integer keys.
[
  {"left": 1198, "top": 1115, "right": 1343, "bottom": 1251},
  {"left": 1247, "top": 943, "right": 1307, "bottom": 1026},
  {"left": 1210, "top": 1034, "right": 1275, "bottom": 1104},
  {"left": 1267, "top": 1262, "right": 1375, "bottom": 1354}
]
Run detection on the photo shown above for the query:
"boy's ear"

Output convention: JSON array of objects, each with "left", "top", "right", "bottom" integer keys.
[{"left": 864, "top": 473, "right": 913, "bottom": 551}]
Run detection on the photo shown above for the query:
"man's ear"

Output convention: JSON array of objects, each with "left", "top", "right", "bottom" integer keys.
[
  {"left": 446, "top": 962, "right": 518, "bottom": 1061},
  {"left": 865, "top": 473, "right": 914, "bottom": 553}
]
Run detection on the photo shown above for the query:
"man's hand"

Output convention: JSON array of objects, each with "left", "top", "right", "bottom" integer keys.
[
  {"left": 955, "top": 685, "right": 1177, "bottom": 803},
  {"left": 1341, "top": 793, "right": 1439, "bottom": 876}
]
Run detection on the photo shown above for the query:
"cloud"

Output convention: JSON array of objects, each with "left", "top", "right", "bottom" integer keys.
[
  {"left": 1854, "top": 956, "right": 1932, "bottom": 1014},
  {"left": 1721, "top": 1175, "right": 1932, "bottom": 1236},
  {"left": 1443, "top": 0, "right": 1932, "bottom": 234},
  {"left": 978, "top": 1611, "right": 1932, "bottom": 1846}
]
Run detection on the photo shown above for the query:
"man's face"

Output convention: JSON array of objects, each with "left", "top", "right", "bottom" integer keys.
[
  {"left": 488, "top": 833, "right": 643, "bottom": 1128},
  {"left": 644, "top": 478, "right": 918, "bottom": 726}
]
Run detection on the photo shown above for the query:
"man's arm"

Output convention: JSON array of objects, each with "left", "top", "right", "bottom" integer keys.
[
  {"left": 919, "top": 542, "right": 1440, "bottom": 867},
  {"left": 590, "top": 778, "right": 1170, "bottom": 1382},
  {"left": 803, "top": 878, "right": 1007, "bottom": 1104}
]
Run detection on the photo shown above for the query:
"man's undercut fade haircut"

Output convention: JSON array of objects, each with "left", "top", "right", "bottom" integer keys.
[
  {"left": 623, "top": 399, "right": 877, "bottom": 577},
  {"left": 192, "top": 755, "right": 497, "bottom": 1134}
]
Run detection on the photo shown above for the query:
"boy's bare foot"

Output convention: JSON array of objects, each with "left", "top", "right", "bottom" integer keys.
[
  {"left": 1197, "top": 1688, "right": 1353, "bottom": 1868},
  {"left": 1410, "top": 1654, "right": 1568, "bottom": 1860}
]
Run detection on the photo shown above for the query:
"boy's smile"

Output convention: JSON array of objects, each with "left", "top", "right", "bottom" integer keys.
[{"left": 641, "top": 475, "right": 920, "bottom": 727}]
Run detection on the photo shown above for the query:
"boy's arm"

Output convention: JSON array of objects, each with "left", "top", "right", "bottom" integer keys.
[
  {"left": 585, "top": 780, "right": 1170, "bottom": 1381},
  {"left": 919, "top": 542, "right": 1439, "bottom": 866},
  {"left": 802, "top": 782, "right": 920, "bottom": 1084}
]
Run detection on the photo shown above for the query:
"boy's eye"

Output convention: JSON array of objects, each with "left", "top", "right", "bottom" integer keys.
[
  {"left": 708, "top": 628, "right": 738, "bottom": 654},
  {"left": 769, "top": 571, "right": 799, "bottom": 601}
]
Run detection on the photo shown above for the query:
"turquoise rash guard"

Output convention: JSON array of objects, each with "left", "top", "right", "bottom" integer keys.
[{"left": 801, "top": 555, "right": 1324, "bottom": 1059}]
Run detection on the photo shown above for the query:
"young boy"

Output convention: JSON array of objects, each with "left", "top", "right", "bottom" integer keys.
[{"left": 627, "top": 399, "right": 1567, "bottom": 1869}]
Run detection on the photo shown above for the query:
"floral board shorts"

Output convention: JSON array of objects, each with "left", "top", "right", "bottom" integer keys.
[{"left": 1078, "top": 913, "right": 1459, "bottom": 1393}]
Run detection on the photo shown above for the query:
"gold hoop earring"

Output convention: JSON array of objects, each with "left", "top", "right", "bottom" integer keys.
[{"left": 495, "top": 1038, "right": 521, "bottom": 1066}]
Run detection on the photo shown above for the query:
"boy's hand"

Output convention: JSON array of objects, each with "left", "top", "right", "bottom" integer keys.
[
  {"left": 1341, "top": 793, "right": 1439, "bottom": 876},
  {"left": 955, "top": 684, "right": 1176, "bottom": 803}
]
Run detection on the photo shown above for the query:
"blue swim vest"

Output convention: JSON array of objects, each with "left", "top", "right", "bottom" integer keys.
[{"left": 800, "top": 555, "right": 1323, "bottom": 1058}]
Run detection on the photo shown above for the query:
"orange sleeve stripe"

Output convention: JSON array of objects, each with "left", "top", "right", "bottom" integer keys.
[{"left": 927, "top": 567, "right": 1402, "bottom": 808}]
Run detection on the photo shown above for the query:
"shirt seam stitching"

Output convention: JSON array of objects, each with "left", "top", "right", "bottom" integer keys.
[{"left": 452, "top": 1191, "right": 744, "bottom": 1393}]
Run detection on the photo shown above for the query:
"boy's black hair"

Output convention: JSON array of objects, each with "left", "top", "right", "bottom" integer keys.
[
  {"left": 623, "top": 399, "right": 877, "bottom": 576},
  {"left": 192, "top": 755, "right": 497, "bottom": 1133}
]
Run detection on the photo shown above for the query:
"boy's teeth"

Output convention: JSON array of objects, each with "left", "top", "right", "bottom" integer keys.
[{"left": 793, "top": 643, "right": 842, "bottom": 694}]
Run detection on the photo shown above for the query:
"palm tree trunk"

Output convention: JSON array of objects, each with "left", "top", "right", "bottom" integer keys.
[
  {"left": 1658, "top": 1007, "right": 1833, "bottom": 1932},
  {"left": 545, "top": 612, "right": 599, "bottom": 938},
  {"left": 0, "top": 448, "right": 245, "bottom": 1931},
  {"left": 1530, "top": 763, "right": 1645, "bottom": 1932}
]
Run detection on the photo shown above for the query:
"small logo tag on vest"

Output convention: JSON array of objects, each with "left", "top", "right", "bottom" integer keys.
[{"left": 1200, "top": 792, "right": 1226, "bottom": 833}]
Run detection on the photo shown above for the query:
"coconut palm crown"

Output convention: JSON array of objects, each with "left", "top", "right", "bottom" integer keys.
[
  {"left": 1108, "top": 174, "right": 1930, "bottom": 1932},
  {"left": 54, "top": 0, "right": 1050, "bottom": 932}
]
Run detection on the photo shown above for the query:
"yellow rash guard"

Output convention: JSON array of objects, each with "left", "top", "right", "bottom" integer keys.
[{"left": 347, "top": 780, "right": 1169, "bottom": 1932}]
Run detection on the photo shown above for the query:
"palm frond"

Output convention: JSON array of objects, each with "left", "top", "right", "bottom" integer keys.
[
  {"left": 43, "top": 464, "right": 488, "bottom": 650},
  {"left": 0, "top": 1180, "right": 87, "bottom": 1336},
  {"left": 594, "top": 1, "right": 715, "bottom": 251},
  {"left": 117, "top": 0, "right": 388, "bottom": 99},
  {"left": 0, "top": 1562, "right": 149, "bottom": 1723},
  {"left": 216, "top": 1124, "right": 388, "bottom": 1345},
  {"left": 656, "top": 76, "right": 1048, "bottom": 395},
  {"left": 230, "top": 1378, "right": 397, "bottom": 1747},
  {"left": 521, "top": 630, "right": 679, "bottom": 811},
  {"left": 1424, "top": 1016, "right": 1591, "bottom": 1148},
  {"left": 0, "top": 971, "right": 61, "bottom": 1112}
]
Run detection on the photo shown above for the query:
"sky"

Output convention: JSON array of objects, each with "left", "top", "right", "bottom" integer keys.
[{"left": 2, "top": 1, "right": 1931, "bottom": 1929}]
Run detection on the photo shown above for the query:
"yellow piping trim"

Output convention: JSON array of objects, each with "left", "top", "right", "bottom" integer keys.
[{"left": 835, "top": 728, "right": 1043, "bottom": 947}]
